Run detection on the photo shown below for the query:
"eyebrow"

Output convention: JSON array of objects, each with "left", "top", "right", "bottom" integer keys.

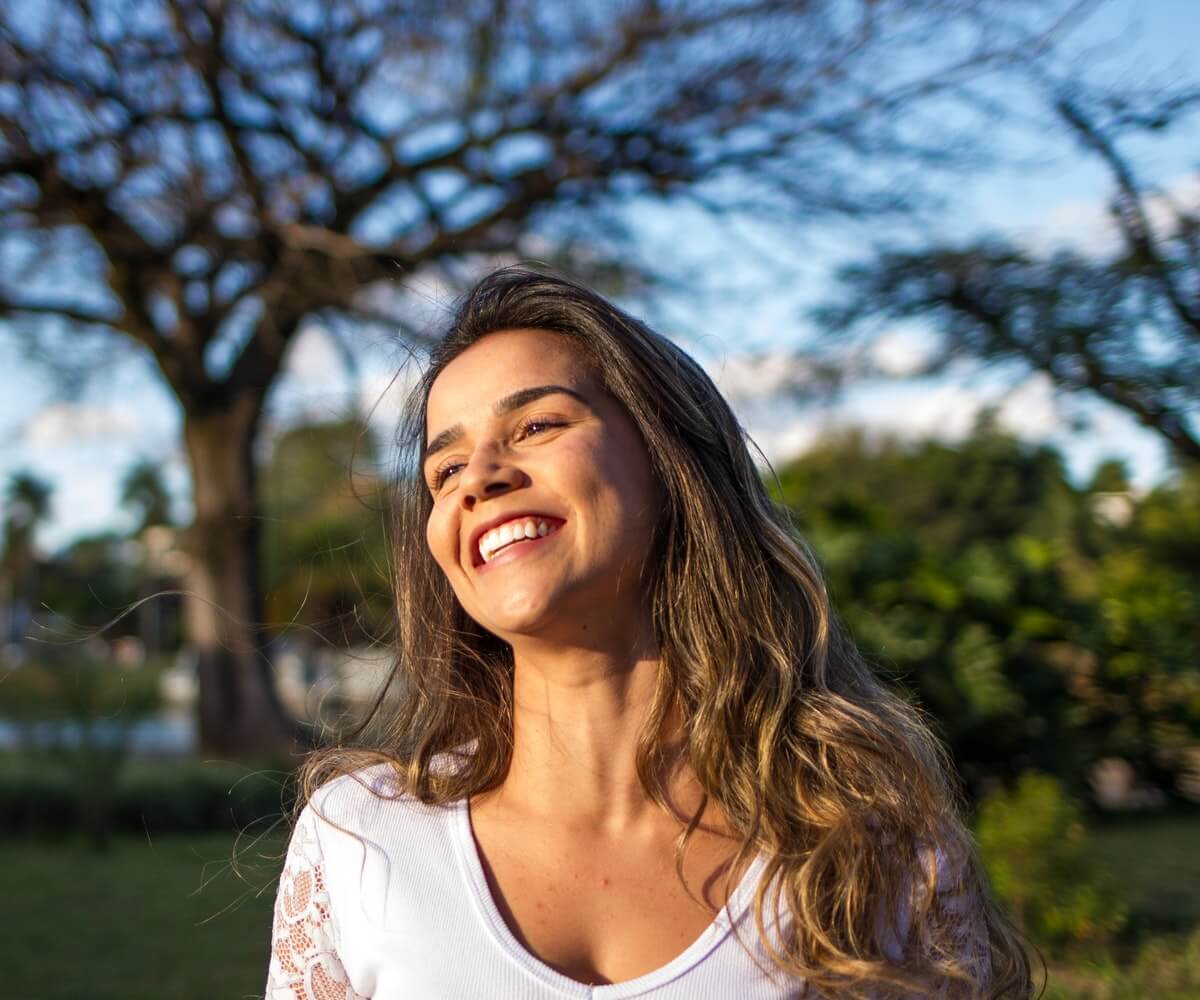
[{"left": 423, "top": 384, "right": 589, "bottom": 462}]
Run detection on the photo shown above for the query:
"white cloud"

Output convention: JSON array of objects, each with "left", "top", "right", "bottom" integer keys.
[
  {"left": 732, "top": 363, "right": 1169, "bottom": 493},
  {"left": 865, "top": 327, "right": 936, "bottom": 378},
  {"left": 22, "top": 402, "right": 141, "bottom": 447},
  {"left": 731, "top": 367, "right": 1062, "bottom": 466},
  {"left": 1023, "top": 171, "right": 1200, "bottom": 256},
  {"left": 40, "top": 469, "right": 119, "bottom": 549},
  {"left": 993, "top": 372, "right": 1061, "bottom": 438},
  {"left": 284, "top": 325, "right": 346, "bottom": 382},
  {"left": 836, "top": 370, "right": 1061, "bottom": 445},
  {"left": 358, "top": 361, "right": 421, "bottom": 432},
  {"left": 704, "top": 350, "right": 827, "bottom": 404}
]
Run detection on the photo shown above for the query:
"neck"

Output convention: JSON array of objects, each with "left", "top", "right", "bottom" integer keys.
[{"left": 489, "top": 624, "right": 701, "bottom": 834}]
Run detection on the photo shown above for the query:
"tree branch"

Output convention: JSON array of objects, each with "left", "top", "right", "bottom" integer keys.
[{"left": 1056, "top": 96, "right": 1200, "bottom": 335}]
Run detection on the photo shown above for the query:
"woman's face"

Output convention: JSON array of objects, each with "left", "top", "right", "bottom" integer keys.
[{"left": 423, "top": 328, "right": 661, "bottom": 643}]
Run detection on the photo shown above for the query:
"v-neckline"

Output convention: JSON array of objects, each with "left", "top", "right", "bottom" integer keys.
[{"left": 449, "top": 794, "right": 769, "bottom": 998}]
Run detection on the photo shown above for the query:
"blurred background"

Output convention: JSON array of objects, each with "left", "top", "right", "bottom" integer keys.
[{"left": 1, "top": 0, "right": 1197, "bottom": 997}]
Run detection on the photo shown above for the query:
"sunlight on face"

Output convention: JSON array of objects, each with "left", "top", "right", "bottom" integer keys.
[{"left": 423, "top": 329, "right": 661, "bottom": 642}]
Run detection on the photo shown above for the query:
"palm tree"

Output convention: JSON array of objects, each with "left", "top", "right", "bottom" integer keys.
[
  {"left": 119, "top": 458, "right": 172, "bottom": 536},
  {"left": 2, "top": 470, "right": 53, "bottom": 645},
  {"left": 119, "top": 458, "right": 177, "bottom": 657}
]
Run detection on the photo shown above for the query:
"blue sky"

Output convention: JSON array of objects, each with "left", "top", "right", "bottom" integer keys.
[{"left": 3, "top": 0, "right": 1198, "bottom": 553}]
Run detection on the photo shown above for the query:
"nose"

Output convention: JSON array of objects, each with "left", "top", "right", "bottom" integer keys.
[{"left": 458, "top": 451, "right": 525, "bottom": 512}]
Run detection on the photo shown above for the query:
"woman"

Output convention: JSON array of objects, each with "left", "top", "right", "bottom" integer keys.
[{"left": 265, "top": 266, "right": 1033, "bottom": 998}]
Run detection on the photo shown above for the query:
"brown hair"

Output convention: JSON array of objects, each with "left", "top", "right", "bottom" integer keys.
[{"left": 299, "top": 265, "right": 1034, "bottom": 998}]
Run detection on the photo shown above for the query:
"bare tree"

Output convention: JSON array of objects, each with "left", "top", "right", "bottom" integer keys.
[
  {"left": 818, "top": 86, "right": 1200, "bottom": 464},
  {"left": 0, "top": 0, "right": 1105, "bottom": 755}
]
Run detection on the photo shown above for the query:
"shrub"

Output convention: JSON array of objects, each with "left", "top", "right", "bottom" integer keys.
[
  {"left": 1043, "top": 926, "right": 1200, "bottom": 999},
  {"left": 1124, "top": 925, "right": 1200, "bottom": 996},
  {"left": 0, "top": 755, "right": 294, "bottom": 837},
  {"left": 114, "top": 760, "right": 293, "bottom": 834},
  {"left": 975, "top": 771, "right": 1127, "bottom": 947},
  {"left": 0, "top": 761, "right": 76, "bottom": 834}
]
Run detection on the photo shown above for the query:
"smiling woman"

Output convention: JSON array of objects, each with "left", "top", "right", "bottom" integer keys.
[
  {"left": 264, "top": 266, "right": 1035, "bottom": 999},
  {"left": 423, "top": 330, "right": 662, "bottom": 645}
]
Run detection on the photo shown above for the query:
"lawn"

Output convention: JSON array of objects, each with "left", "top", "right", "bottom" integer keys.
[
  {"left": 1030, "top": 807, "right": 1200, "bottom": 1000},
  {"left": 2, "top": 809, "right": 1199, "bottom": 1000},
  {"left": 1089, "top": 809, "right": 1200, "bottom": 935},
  {"left": 0, "top": 830, "right": 286, "bottom": 1000}
]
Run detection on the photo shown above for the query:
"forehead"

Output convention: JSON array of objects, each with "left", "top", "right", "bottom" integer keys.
[{"left": 425, "top": 328, "right": 594, "bottom": 429}]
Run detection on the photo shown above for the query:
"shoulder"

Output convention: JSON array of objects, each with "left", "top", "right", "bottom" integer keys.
[
  {"left": 306, "top": 761, "right": 440, "bottom": 826},
  {"left": 308, "top": 762, "right": 406, "bottom": 820},
  {"left": 300, "top": 754, "right": 467, "bottom": 855},
  {"left": 291, "top": 757, "right": 471, "bottom": 930}
]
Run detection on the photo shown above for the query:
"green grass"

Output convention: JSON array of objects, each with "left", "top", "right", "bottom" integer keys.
[
  {"left": 0, "top": 830, "right": 287, "bottom": 1000},
  {"left": 1089, "top": 809, "right": 1200, "bottom": 936},
  {"left": 1041, "top": 927, "right": 1200, "bottom": 1000},
  {"left": 1037, "top": 808, "right": 1200, "bottom": 999}
]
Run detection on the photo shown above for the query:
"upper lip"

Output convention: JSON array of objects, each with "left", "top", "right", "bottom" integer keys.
[{"left": 467, "top": 510, "right": 565, "bottom": 566}]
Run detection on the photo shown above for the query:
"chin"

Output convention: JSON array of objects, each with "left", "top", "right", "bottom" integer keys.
[{"left": 473, "top": 588, "right": 562, "bottom": 637}]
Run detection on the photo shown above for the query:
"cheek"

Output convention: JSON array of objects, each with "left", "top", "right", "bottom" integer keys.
[
  {"left": 597, "top": 436, "right": 659, "bottom": 524},
  {"left": 425, "top": 505, "right": 459, "bottom": 574},
  {"left": 578, "top": 459, "right": 659, "bottom": 550}
]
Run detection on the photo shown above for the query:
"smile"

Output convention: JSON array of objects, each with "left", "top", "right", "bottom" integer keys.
[{"left": 475, "top": 516, "right": 565, "bottom": 565}]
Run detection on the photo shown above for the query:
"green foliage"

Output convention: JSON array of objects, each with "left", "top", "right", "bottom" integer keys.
[
  {"left": 30, "top": 532, "right": 145, "bottom": 637},
  {"left": 0, "top": 754, "right": 292, "bottom": 836},
  {"left": 3, "top": 470, "right": 54, "bottom": 635},
  {"left": 771, "top": 425, "right": 1095, "bottom": 791},
  {"left": 259, "top": 417, "right": 393, "bottom": 646},
  {"left": 0, "top": 658, "right": 162, "bottom": 720},
  {"left": 1083, "top": 469, "right": 1200, "bottom": 789},
  {"left": 114, "top": 759, "right": 292, "bottom": 834},
  {"left": 1089, "top": 809, "right": 1200, "bottom": 936},
  {"left": 119, "top": 458, "right": 173, "bottom": 534},
  {"left": 0, "top": 761, "right": 75, "bottom": 833},
  {"left": 0, "top": 659, "right": 161, "bottom": 848},
  {"left": 2, "top": 468, "right": 52, "bottom": 558},
  {"left": 1043, "top": 926, "right": 1200, "bottom": 1000},
  {"left": 771, "top": 425, "right": 1200, "bottom": 798},
  {"left": 976, "top": 773, "right": 1127, "bottom": 947},
  {"left": 1121, "top": 927, "right": 1200, "bottom": 997}
]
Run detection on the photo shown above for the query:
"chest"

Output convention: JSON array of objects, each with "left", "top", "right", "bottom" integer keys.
[{"left": 467, "top": 803, "right": 749, "bottom": 986}]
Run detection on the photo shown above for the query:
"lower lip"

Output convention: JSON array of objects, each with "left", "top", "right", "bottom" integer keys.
[{"left": 475, "top": 525, "right": 563, "bottom": 572}]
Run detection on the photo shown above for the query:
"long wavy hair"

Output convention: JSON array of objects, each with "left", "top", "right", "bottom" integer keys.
[{"left": 298, "top": 265, "right": 1035, "bottom": 999}]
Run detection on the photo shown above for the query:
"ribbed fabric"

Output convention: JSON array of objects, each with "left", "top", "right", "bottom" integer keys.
[{"left": 267, "top": 763, "right": 805, "bottom": 999}]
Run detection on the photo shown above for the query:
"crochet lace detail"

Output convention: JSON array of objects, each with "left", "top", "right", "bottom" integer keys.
[
  {"left": 935, "top": 873, "right": 992, "bottom": 988},
  {"left": 266, "top": 809, "right": 369, "bottom": 1000},
  {"left": 910, "top": 844, "right": 994, "bottom": 998}
]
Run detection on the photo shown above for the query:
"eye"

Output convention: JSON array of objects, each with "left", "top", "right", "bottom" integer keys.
[
  {"left": 431, "top": 460, "right": 464, "bottom": 490},
  {"left": 516, "top": 417, "right": 564, "bottom": 440},
  {"left": 428, "top": 418, "right": 564, "bottom": 491}
]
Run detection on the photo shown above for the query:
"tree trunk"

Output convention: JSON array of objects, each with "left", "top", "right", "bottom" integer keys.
[{"left": 180, "top": 392, "right": 304, "bottom": 758}]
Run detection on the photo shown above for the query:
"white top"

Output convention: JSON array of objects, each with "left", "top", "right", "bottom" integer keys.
[{"left": 265, "top": 763, "right": 987, "bottom": 999}]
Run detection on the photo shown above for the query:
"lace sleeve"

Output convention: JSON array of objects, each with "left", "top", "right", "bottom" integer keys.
[
  {"left": 880, "top": 842, "right": 993, "bottom": 998},
  {"left": 913, "top": 844, "right": 993, "bottom": 997},
  {"left": 266, "top": 806, "right": 369, "bottom": 1000},
  {"left": 931, "top": 865, "right": 992, "bottom": 990}
]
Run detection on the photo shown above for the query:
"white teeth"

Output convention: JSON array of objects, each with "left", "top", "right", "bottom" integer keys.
[{"left": 478, "top": 517, "right": 557, "bottom": 562}]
